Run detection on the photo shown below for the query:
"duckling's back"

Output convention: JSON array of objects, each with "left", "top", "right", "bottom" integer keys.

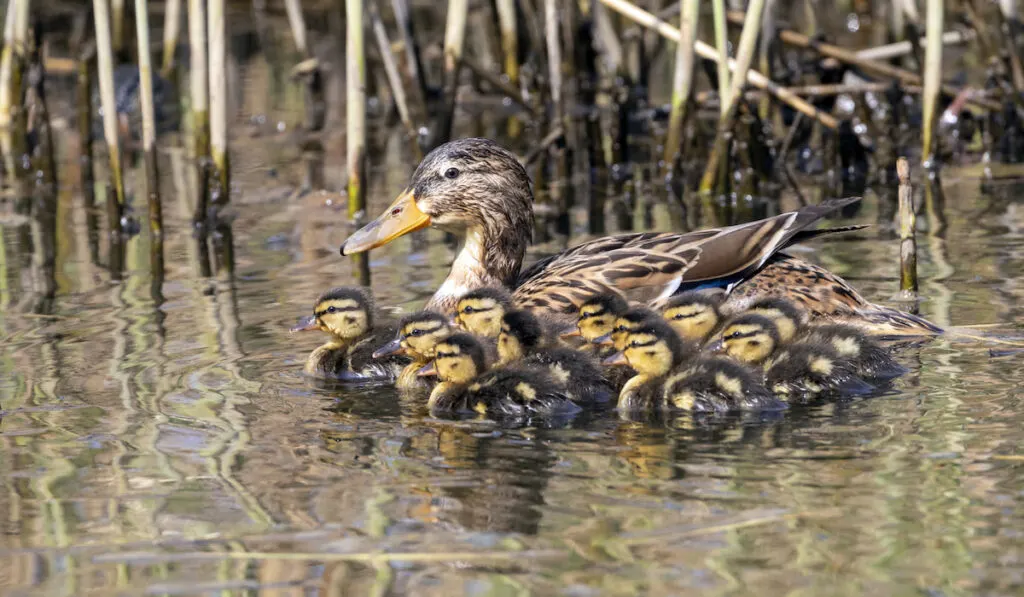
[
  {"left": 765, "top": 342, "right": 874, "bottom": 399},
  {"left": 522, "top": 347, "right": 613, "bottom": 404},
  {"left": 800, "top": 323, "right": 908, "bottom": 380},
  {"left": 468, "top": 366, "right": 581, "bottom": 418},
  {"left": 663, "top": 357, "right": 785, "bottom": 413},
  {"left": 347, "top": 322, "right": 410, "bottom": 380}
]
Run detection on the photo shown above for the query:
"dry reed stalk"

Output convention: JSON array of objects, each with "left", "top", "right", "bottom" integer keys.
[
  {"left": 855, "top": 30, "right": 970, "bottom": 61},
  {"left": 388, "top": 0, "right": 428, "bottom": 123},
  {"left": 545, "top": 0, "right": 563, "bottom": 128},
  {"left": 495, "top": 0, "right": 518, "bottom": 88},
  {"left": 188, "top": 0, "right": 209, "bottom": 225},
  {"left": 93, "top": 0, "right": 126, "bottom": 211},
  {"left": 208, "top": 0, "right": 229, "bottom": 203},
  {"left": 700, "top": 0, "right": 766, "bottom": 194},
  {"left": 76, "top": 48, "right": 95, "bottom": 207},
  {"left": 662, "top": 0, "right": 698, "bottom": 175},
  {"left": 162, "top": 0, "right": 181, "bottom": 75},
  {"left": 711, "top": 0, "right": 729, "bottom": 115},
  {"left": 462, "top": 57, "right": 537, "bottom": 115},
  {"left": 896, "top": 157, "right": 918, "bottom": 296},
  {"left": 921, "top": 0, "right": 943, "bottom": 166},
  {"left": 598, "top": 0, "right": 838, "bottom": 130},
  {"left": 438, "top": 0, "right": 469, "bottom": 146},
  {"left": 135, "top": 0, "right": 162, "bottom": 241},
  {"left": 346, "top": 0, "right": 366, "bottom": 220},
  {"left": 369, "top": 3, "right": 418, "bottom": 157},
  {"left": 111, "top": 0, "right": 125, "bottom": 53},
  {"left": 283, "top": 0, "right": 308, "bottom": 55},
  {"left": 0, "top": 0, "right": 22, "bottom": 130}
]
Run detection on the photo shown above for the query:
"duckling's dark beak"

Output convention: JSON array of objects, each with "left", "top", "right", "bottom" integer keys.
[
  {"left": 559, "top": 327, "right": 582, "bottom": 339},
  {"left": 290, "top": 315, "right": 319, "bottom": 333},
  {"left": 602, "top": 351, "right": 629, "bottom": 366},
  {"left": 340, "top": 188, "right": 431, "bottom": 255},
  {"left": 416, "top": 361, "right": 438, "bottom": 377},
  {"left": 593, "top": 333, "right": 614, "bottom": 346},
  {"left": 372, "top": 338, "right": 406, "bottom": 359}
]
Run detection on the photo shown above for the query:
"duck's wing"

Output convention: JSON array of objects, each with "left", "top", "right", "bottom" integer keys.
[{"left": 514, "top": 198, "right": 862, "bottom": 315}]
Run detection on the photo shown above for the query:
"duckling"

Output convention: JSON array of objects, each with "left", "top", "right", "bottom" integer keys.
[
  {"left": 563, "top": 292, "right": 634, "bottom": 390},
  {"left": 598, "top": 306, "right": 662, "bottom": 351},
  {"left": 498, "top": 309, "right": 612, "bottom": 404},
  {"left": 453, "top": 287, "right": 513, "bottom": 338},
  {"left": 720, "top": 314, "right": 874, "bottom": 398},
  {"left": 372, "top": 310, "right": 454, "bottom": 389},
  {"left": 660, "top": 291, "right": 725, "bottom": 346},
  {"left": 746, "top": 297, "right": 906, "bottom": 380},
  {"left": 420, "top": 333, "right": 580, "bottom": 419},
  {"left": 292, "top": 287, "right": 409, "bottom": 380},
  {"left": 605, "top": 319, "right": 779, "bottom": 412}
]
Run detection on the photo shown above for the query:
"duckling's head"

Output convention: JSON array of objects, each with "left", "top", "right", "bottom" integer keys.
[
  {"left": 498, "top": 309, "right": 544, "bottom": 364},
  {"left": 570, "top": 292, "right": 629, "bottom": 343},
  {"left": 340, "top": 139, "right": 533, "bottom": 278},
  {"left": 454, "top": 287, "right": 512, "bottom": 338},
  {"left": 608, "top": 307, "right": 661, "bottom": 351},
  {"left": 620, "top": 320, "right": 690, "bottom": 378},
  {"left": 395, "top": 311, "right": 452, "bottom": 359},
  {"left": 746, "top": 297, "right": 806, "bottom": 342},
  {"left": 432, "top": 333, "right": 488, "bottom": 384},
  {"left": 661, "top": 291, "right": 722, "bottom": 342},
  {"left": 294, "top": 287, "right": 374, "bottom": 340},
  {"left": 721, "top": 314, "right": 780, "bottom": 365}
]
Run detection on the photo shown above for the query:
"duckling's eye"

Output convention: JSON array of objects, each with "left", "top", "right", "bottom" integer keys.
[
  {"left": 326, "top": 306, "right": 337, "bottom": 314},
  {"left": 444, "top": 167, "right": 460, "bottom": 179},
  {"left": 408, "top": 328, "right": 424, "bottom": 337},
  {"left": 462, "top": 306, "right": 475, "bottom": 314}
]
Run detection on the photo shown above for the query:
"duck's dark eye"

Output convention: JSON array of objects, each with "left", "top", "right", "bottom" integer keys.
[
  {"left": 409, "top": 328, "right": 423, "bottom": 337},
  {"left": 463, "top": 306, "right": 475, "bottom": 314},
  {"left": 444, "top": 167, "right": 460, "bottom": 179},
  {"left": 327, "top": 306, "right": 337, "bottom": 313}
]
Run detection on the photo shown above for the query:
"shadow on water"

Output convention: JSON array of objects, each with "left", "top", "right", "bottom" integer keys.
[{"left": 3, "top": 4, "right": 1024, "bottom": 597}]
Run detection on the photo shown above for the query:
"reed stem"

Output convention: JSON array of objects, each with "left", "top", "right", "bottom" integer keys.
[
  {"left": 896, "top": 157, "right": 918, "bottom": 296},
  {"left": 135, "top": 0, "right": 164, "bottom": 283},
  {"left": 662, "top": 0, "right": 698, "bottom": 176},
  {"left": 162, "top": 0, "right": 181, "bottom": 75},
  {"left": 598, "top": 0, "right": 837, "bottom": 130},
  {"left": 388, "top": 0, "right": 428, "bottom": 125},
  {"left": 369, "top": 1, "right": 419, "bottom": 157},
  {"left": 346, "top": 0, "right": 366, "bottom": 220},
  {"left": 0, "top": 0, "right": 22, "bottom": 130},
  {"left": 283, "top": 0, "right": 308, "bottom": 55},
  {"left": 711, "top": 0, "right": 729, "bottom": 115},
  {"left": 438, "top": 0, "right": 469, "bottom": 146},
  {"left": 921, "top": 0, "right": 943, "bottom": 167},
  {"left": 700, "top": 0, "right": 765, "bottom": 194},
  {"left": 76, "top": 48, "right": 95, "bottom": 208},
  {"left": 94, "top": 0, "right": 126, "bottom": 211},
  {"left": 111, "top": 0, "right": 125, "bottom": 53},
  {"left": 208, "top": 0, "right": 229, "bottom": 203},
  {"left": 495, "top": 0, "right": 519, "bottom": 90},
  {"left": 188, "top": 0, "right": 209, "bottom": 225}
]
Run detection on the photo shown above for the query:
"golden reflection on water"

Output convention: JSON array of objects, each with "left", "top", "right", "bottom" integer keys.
[{"left": 3, "top": 27, "right": 1024, "bottom": 597}]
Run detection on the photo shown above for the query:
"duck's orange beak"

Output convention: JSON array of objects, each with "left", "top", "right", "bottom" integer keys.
[
  {"left": 372, "top": 338, "right": 406, "bottom": 359},
  {"left": 593, "top": 333, "right": 614, "bottom": 346},
  {"left": 340, "top": 188, "right": 431, "bottom": 255},
  {"left": 417, "top": 361, "right": 438, "bottom": 377},
  {"left": 559, "top": 327, "right": 582, "bottom": 339},
  {"left": 602, "top": 351, "right": 629, "bottom": 366}
]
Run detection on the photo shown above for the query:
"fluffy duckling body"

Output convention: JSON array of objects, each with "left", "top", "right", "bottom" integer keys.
[
  {"left": 498, "top": 309, "right": 611, "bottom": 404},
  {"left": 293, "top": 287, "right": 409, "bottom": 380},
  {"left": 721, "top": 314, "right": 874, "bottom": 398},
  {"left": 424, "top": 333, "right": 580, "bottom": 419},
  {"left": 373, "top": 310, "right": 454, "bottom": 389},
  {"left": 607, "top": 320, "right": 779, "bottom": 412},
  {"left": 660, "top": 291, "right": 725, "bottom": 346},
  {"left": 746, "top": 297, "right": 906, "bottom": 380}
]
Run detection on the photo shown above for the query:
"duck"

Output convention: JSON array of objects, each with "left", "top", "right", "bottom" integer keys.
[
  {"left": 418, "top": 332, "right": 580, "bottom": 419},
  {"left": 292, "top": 287, "right": 409, "bottom": 380},
  {"left": 603, "top": 319, "right": 781, "bottom": 412},
  {"left": 339, "top": 137, "right": 941, "bottom": 337},
  {"left": 371, "top": 310, "right": 454, "bottom": 389},
  {"left": 660, "top": 291, "right": 725, "bottom": 346},
  {"left": 719, "top": 313, "right": 874, "bottom": 398},
  {"left": 452, "top": 287, "right": 513, "bottom": 338},
  {"left": 498, "top": 309, "right": 612, "bottom": 404},
  {"left": 745, "top": 297, "right": 907, "bottom": 380}
]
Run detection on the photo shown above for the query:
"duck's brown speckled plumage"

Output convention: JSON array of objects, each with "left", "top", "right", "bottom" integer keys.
[{"left": 340, "top": 138, "right": 942, "bottom": 337}]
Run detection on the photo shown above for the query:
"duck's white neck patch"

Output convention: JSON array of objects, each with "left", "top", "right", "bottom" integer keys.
[{"left": 429, "top": 227, "right": 501, "bottom": 311}]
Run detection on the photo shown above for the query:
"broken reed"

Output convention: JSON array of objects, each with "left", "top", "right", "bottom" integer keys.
[
  {"left": 188, "top": 0, "right": 209, "bottom": 225},
  {"left": 346, "top": 0, "right": 366, "bottom": 219},
  {"left": 209, "top": 0, "right": 229, "bottom": 202},
  {"left": 896, "top": 157, "right": 918, "bottom": 296}
]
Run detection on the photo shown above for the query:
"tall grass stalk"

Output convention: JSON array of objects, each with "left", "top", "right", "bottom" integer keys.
[
  {"left": 94, "top": 0, "right": 126, "bottom": 211},
  {"left": 208, "top": 0, "right": 229, "bottom": 202},
  {"left": 921, "top": 0, "right": 943, "bottom": 166},
  {"left": 346, "top": 0, "right": 366, "bottom": 220}
]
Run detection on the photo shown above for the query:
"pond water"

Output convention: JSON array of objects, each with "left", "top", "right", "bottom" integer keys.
[{"left": 3, "top": 122, "right": 1024, "bottom": 596}]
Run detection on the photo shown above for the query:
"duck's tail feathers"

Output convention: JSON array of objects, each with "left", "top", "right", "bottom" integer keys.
[
  {"left": 857, "top": 306, "right": 945, "bottom": 337},
  {"left": 788, "top": 224, "right": 869, "bottom": 245}
]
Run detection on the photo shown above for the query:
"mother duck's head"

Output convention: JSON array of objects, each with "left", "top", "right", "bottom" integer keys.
[{"left": 340, "top": 138, "right": 533, "bottom": 255}]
